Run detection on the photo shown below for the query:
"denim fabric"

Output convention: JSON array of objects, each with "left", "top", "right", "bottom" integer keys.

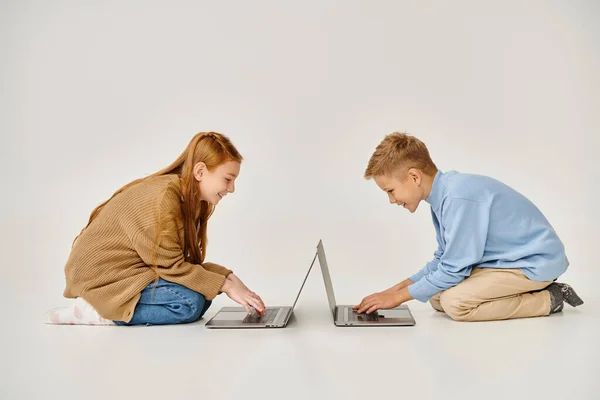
[{"left": 114, "top": 279, "right": 211, "bottom": 326}]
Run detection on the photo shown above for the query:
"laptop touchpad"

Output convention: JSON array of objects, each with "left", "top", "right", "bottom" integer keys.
[
  {"left": 378, "top": 309, "right": 412, "bottom": 319},
  {"left": 213, "top": 311, "right": 248, "bottom": 321}
]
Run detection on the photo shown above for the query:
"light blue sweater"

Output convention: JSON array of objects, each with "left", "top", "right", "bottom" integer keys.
[{"left": 408, "top": 170, "right": 569, "bottom": 302}]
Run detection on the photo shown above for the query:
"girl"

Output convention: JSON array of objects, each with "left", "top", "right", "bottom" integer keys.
[{"left": 45, "top": 132, "right": 266, "bottom": 326}]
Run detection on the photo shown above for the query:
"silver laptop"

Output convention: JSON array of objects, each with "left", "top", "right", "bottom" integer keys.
[
  {"left": 317, "top": 239, "right": 416, "bottom": 327},
  {"left": 205, "top": 251, "right": 317, "bottom": 329}
]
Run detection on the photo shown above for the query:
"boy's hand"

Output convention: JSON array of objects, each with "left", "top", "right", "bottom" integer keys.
[{"left": 353, "top": 287, "right": 413, "bottom": 314}]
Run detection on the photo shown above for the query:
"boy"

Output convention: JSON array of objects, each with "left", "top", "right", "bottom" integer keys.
[{"left": 354, "top": 132, "right": 583, "bottom": 322}]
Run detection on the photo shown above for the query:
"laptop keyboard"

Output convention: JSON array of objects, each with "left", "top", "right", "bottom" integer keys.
[{"left": 242, "top": 308, "right": 279, "bottom": 324}]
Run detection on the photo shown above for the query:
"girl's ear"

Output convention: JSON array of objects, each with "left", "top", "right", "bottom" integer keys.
[{"left": 193, "top": 162, "right": 206, "bottom": 182}]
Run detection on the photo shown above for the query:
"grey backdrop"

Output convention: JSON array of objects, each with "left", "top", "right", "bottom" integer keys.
[{"left": 1, "top": 0, "right": 598, "bottom": 316}]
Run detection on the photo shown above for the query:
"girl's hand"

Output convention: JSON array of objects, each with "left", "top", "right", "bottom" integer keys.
[{"left": 221, "top": 274, "right": 266, "bottom": 315}]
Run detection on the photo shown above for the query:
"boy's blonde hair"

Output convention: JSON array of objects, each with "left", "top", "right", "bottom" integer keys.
[{"left": 364, "top": 132, "right": 437, "bottom": 179}]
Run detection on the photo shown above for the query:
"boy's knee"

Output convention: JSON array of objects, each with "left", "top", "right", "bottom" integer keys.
[
  {"left": 429, "top": 293, "right": 444, "bottom": 312},
  {"left": 439, "top": 291, "right": 471, "bottom": 321}
]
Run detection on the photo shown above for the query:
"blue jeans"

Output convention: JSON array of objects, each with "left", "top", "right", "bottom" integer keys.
[{"left": 114, "top": 279, "right": 212, "bottom": 326}]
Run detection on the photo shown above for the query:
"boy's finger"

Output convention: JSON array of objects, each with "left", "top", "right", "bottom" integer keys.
[
  {"left": 357, "top": 302, "right": 371, "bottom": 314},
  {"left": 361, "top": 297, "right": 380, "bottom": 313},
  {"left": 355, "top": 299, "right": 368, "bottom": 309},
  {"left": 366, "top": 304, "right": 379, "bottom": 314}
]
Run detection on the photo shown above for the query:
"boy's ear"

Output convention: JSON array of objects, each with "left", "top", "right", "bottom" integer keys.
[
  {"left": 407, "top": 168, "right": 422, "bottom": 185},
  {"left": 193, "top": 162, "right": 206, "bottom": 182}
]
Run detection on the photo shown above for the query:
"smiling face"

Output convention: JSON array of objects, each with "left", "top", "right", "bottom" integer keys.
[
  {"left": 193, "top": 160, "right": 241, "bottom": 205},
  {"left": 364, "top": 132, "right": 438, "bottom": 212},
  {"left": 373, "top": 168, "right": 432, "bottom": 213}
]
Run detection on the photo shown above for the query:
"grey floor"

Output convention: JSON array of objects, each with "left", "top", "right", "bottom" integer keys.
[{"left": 4, "top": 277, "right": 599, "bottom": 400}]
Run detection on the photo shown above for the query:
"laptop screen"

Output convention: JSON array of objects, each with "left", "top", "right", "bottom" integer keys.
[
  {"left": 291, "top": 250, "right": 318, "bottom": 310},
  {"left": 317, "top": 240, "right": 337, "bottom": 319}
]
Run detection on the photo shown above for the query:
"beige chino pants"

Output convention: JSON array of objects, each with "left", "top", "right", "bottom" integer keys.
[{"left": 429, "top": 267, "right": 553, "bottom": 322}]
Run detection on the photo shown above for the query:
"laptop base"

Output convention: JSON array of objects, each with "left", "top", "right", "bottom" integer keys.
[
  {"left": 205, "top": 306, "right": 292, "bottom": 329},
  {"left": 334, "top": 304, "right": 416, "bottom": 326}
]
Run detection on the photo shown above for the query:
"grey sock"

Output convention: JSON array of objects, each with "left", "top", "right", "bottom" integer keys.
[
  {"left": 547, "top": 283, "right": 564, "bottom": 314},
  {"left": 556, "top": 282, "right": 584, "bottom": 307},
  {"left": 547, "top": 282, "right": 584, "bottom": 314}
]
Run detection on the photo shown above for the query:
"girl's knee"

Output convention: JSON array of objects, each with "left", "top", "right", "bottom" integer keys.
[{"left": 180, "top": 290, "right": 208, "bottom": 323}]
